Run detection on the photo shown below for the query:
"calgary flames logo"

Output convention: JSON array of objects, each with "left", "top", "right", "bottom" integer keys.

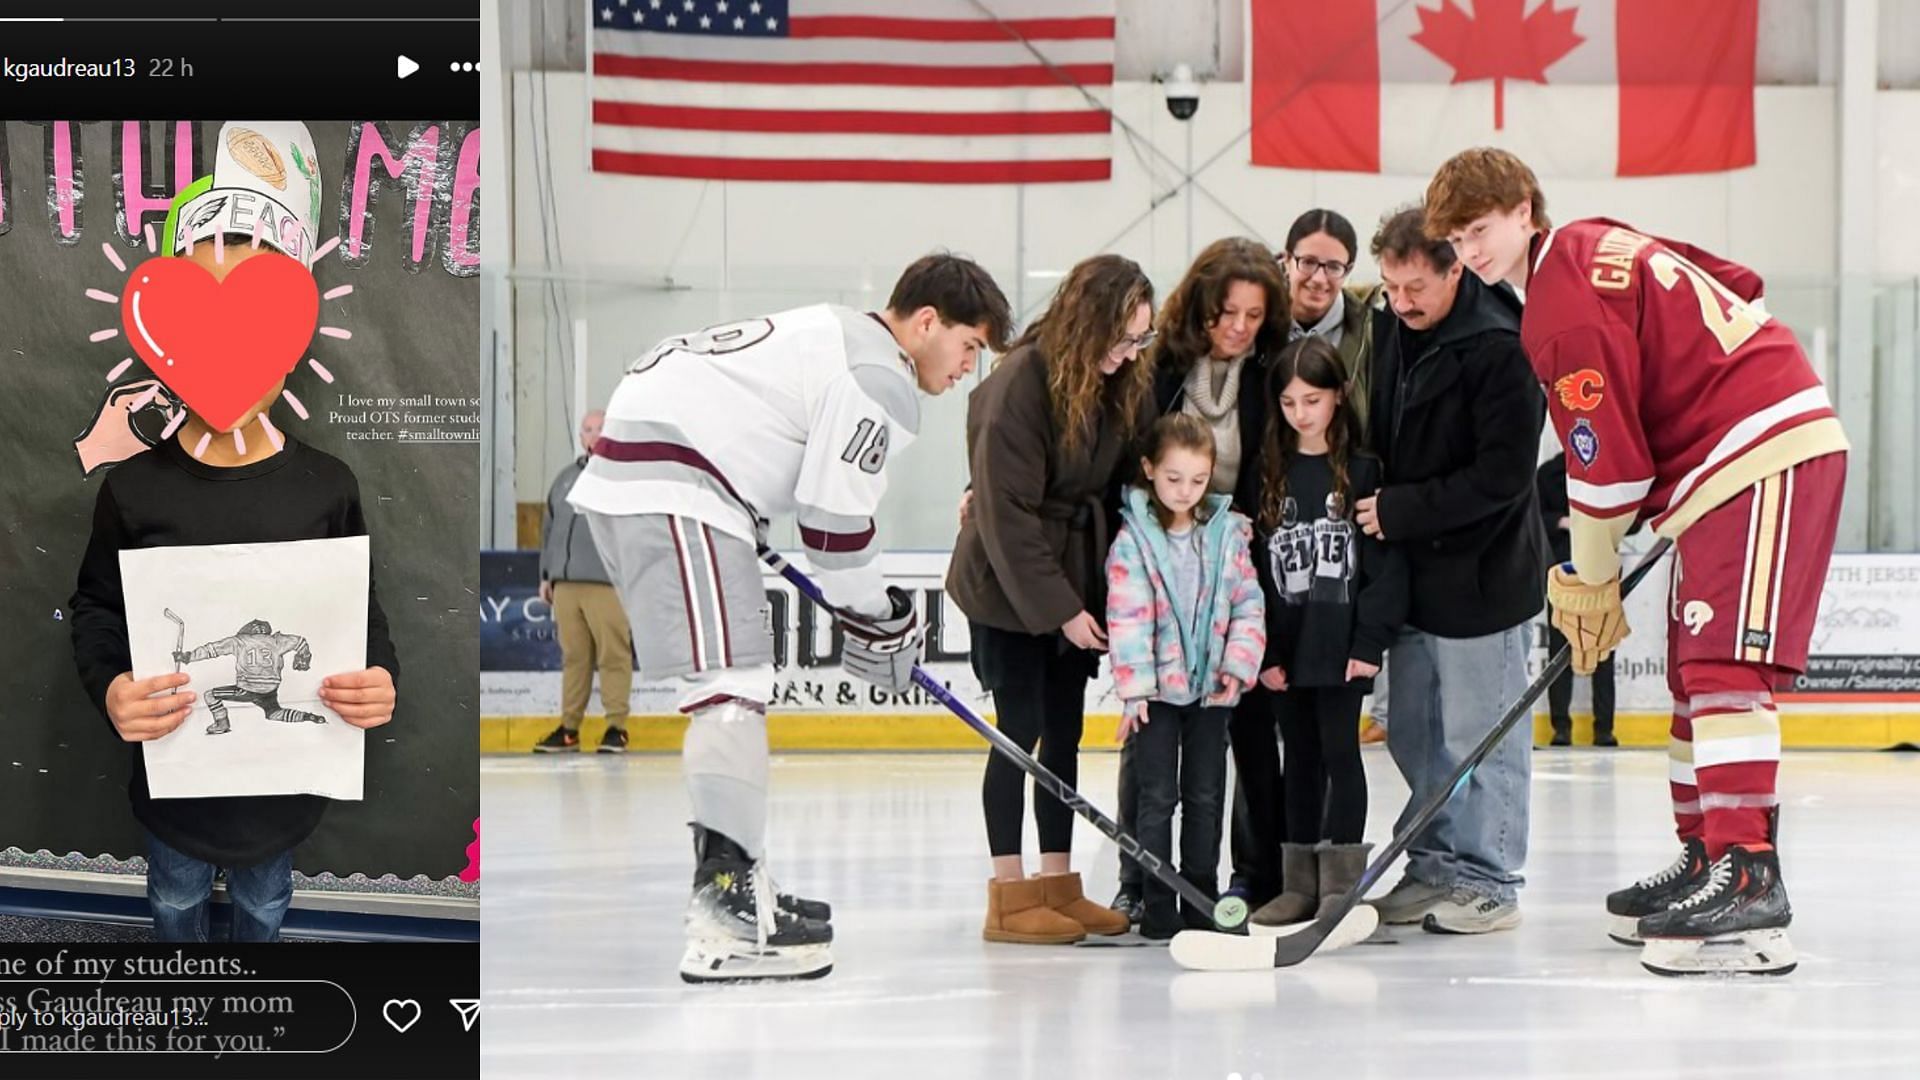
[{"left": 1555, "top": 369, "right": 1604, "bottom": 412}]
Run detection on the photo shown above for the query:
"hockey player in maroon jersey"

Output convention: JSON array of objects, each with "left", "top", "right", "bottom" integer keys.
[{"left": 1424, "top": 148, "right": 1849, "bottom": 976}]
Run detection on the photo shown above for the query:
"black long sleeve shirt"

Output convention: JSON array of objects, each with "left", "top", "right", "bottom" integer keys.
[
  {"left": 1254, "top": 452, "right": 1408, "bottom": 690},
  {"left": 69, "top": 435, "right": 399, "bottom": 865}
]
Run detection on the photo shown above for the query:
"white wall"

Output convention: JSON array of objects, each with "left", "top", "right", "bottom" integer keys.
[{"left": 506, "top": 74, "right": 1919, "bottom": 549}]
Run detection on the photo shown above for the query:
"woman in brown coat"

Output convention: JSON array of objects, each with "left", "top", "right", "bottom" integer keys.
[{"left": 947, "top": 254, "right": 1156, "bottom": 944}]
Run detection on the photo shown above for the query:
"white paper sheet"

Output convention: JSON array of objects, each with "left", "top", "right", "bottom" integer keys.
[{"left": 120, "top": 536, "right": 371, "bottom": 800}]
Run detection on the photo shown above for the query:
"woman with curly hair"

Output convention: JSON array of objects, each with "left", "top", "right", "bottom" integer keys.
[
  {"left": 1108, "top": 237, "right": 1293, "bottom": 925},
  {"left": 947, "top": 253, "right": 1157, "bottom": 945}
]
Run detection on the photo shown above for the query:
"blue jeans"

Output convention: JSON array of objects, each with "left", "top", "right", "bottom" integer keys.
[
  {"left": 145, "top": 832, "right": 295, "bottom": 943},
  {"left": 1384, "top": 623, "right": 1532, "bottom": 903}
]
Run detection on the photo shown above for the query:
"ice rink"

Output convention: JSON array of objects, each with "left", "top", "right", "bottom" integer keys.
[{"left": 483, "top": 747, "right": 1920, "bottom": 1079}]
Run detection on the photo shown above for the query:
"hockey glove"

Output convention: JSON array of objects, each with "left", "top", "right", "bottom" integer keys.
[
  {"left": 839, "top": 586, "right": 922, "bottom": 694},
  {"left": 1547, "top": 563, "right": 1628, "bottom": 675}
]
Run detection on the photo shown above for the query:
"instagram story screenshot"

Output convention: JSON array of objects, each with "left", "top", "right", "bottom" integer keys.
[{"left": 0, "top": 3, "right": 481, "bottom": 1077}]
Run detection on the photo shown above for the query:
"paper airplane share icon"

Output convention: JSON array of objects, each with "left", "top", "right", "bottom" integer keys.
[{"left": 450, "top": 999, "right": 480, "bottom": 1032}]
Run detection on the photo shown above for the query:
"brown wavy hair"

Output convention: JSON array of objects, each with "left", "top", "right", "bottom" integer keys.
[
  {"left": 1424, "top": 147, "right": 1552, "bottom": 239},
  {"left": 1011, "top": 253, "right": 1156, "bottom": 455},
  {"left": 1141, "top": 413, "right": 1218, "bottom": 531},
  {"left": 1149, "top": 237, "right": 1289, "bottom": 378},
  {"left": 1258, "top": 337, "right": 1363, "bottom": 534}
]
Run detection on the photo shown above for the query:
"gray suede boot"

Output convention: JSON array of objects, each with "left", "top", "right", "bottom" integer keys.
[
  {"left": 1314, "top": 843, "right": 1375, "bottom": 920},
  {"left": 1250, "top": 843, "right": 1321, "bottom": 926}
]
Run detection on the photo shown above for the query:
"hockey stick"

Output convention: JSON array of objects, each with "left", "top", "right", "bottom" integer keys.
[
  {"left": 1171, "top": 538, "right": 1675, "bottom": 972},
  {"left": 164, "top": 608, "right": 185, "bottom": 694},
  {"left": 760, "top": 547, "right": 1251, "bottom": 933}
]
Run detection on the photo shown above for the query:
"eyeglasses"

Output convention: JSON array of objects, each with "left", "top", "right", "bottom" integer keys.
[
  {"left": 1108, "top": 330, "right": 1156, "bottom": 358},
  {"left": 1290, "top": 254, "right": 1350, "bottom": 282}
]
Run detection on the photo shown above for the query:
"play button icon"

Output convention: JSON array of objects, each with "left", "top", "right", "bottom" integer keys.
[{"left": 397, "top": 55, "right": 420, "bottom": 79}]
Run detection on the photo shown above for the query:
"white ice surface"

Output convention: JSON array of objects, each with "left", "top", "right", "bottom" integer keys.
[{"left": 482, "top": 748, "right": 1920, "bottom": 1079}]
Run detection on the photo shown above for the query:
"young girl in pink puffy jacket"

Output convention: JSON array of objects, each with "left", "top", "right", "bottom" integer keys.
[{"left": 1105, "top": 413, "right": 1266, "bottom": 939}]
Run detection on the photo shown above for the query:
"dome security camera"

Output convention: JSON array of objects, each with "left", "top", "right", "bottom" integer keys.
[{"left": 1162, "top": 63, "right": 1200, "bottom": 121}]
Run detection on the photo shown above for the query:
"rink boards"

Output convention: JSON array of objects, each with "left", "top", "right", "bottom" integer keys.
[{"left": 479, "top": 548, "right": 1920, "bottom": 752}]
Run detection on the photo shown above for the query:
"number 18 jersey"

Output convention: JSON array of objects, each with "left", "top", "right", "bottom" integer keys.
[
  {"left": 565, "top": 303, "right": 920, "bottom": 617},
  {"left": 1521, "top": 219, "right": 1849, "bottom": 585}
]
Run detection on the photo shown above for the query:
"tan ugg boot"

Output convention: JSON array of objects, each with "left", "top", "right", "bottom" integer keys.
[
  {"left": 983, "top": 878, "right": 1086, "bottom": 945},
  {"left": 1039, "top": 872, "right": 1131, "bottom": 936}
]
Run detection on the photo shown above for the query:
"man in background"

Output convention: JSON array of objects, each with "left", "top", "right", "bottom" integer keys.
[{"left": 534, "top": 410, "right": 633, "bottom": 754}]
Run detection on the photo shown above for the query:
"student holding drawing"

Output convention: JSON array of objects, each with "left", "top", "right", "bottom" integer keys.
[{"left": 66, "top": 122, "right": 400, "bottom": 943}]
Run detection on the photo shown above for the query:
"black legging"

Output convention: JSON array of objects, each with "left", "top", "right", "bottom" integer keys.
[
  {"left": 1227, "top": 686, "right": 1286, "bottom": 900},
  {"left": 974, "top": 625, "right": 1091, "bottom": 857},
  {"left": 1273, "top": 684, "right": 1369, "bottom": 844}
]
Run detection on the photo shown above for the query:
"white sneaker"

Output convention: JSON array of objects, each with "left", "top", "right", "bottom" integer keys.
[
  {"left": 1370, "top": 875, "right": 1451, "bottom": 925},
  {"left": 1422, "top": 887, "right": 1521, "bottom": 935}
]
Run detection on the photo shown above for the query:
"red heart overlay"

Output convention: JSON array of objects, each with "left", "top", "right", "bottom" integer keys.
[{"left": 120, "top": 252, "right": 319, "bottom": 432}]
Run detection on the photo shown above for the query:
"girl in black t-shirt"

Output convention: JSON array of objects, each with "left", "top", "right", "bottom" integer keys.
[{"left": 1248, "top": 338, "right": 1407, "bottom": 928}]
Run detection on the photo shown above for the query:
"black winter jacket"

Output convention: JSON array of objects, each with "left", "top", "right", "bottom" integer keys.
[{"left": 1365, "top": 271, "right": 1548, "bottom": 638}]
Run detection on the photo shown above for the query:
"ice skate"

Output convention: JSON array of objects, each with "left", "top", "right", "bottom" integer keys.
[
  {"left": 204, "top": 708, "right": 231, "bottom": 736},
  {"left": 690, "top": 824, "right": 831, "bottom": 922},
  {"left": 1605, "top": 836, "right": 1710, "bottom": 946},
  {"left": 680, "top": 828, "right": 833, "bottom": 984},
  {"left": 1638, "top": 844, "right": 1795, "bottom": 977}
]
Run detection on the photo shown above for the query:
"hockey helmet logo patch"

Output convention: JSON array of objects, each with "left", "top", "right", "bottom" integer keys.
[
  {"left": 1554, "top": 369, "right": 1605, "bottom": 412},
  {"left": 1569, "top": 419, "right": 1600, "bottom": 468}
]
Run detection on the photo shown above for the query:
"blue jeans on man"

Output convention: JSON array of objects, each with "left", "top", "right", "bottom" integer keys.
[
  {"left": 1384, "top": 623, "right": 1532, "bottom": 904},
  {"left": 145, "top": 831, "right": 295, "bottom": 942}
]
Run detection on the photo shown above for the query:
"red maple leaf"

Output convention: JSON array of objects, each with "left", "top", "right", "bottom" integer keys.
[{"left": 1412, "top": 0, "right": 1586, "bottom": 130}]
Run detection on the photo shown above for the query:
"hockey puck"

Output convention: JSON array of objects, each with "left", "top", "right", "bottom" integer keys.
[{"left": 1213, "top": 895, "right": 1249, "bottom": 930}]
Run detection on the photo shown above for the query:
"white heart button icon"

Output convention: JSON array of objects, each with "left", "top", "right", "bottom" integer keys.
[{"left": 384, "top": 998, "right": 422, "bottom": 1034}]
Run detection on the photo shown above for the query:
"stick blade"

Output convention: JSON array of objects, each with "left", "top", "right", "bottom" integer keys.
[
  {"left": 1273, "top": 904, "right": 1378, "bottom": 965},
  {"left": 1171, "top": 906, "right": 1378, "bottom": 971},
  {"left": 1169, "top": 928, "right": 1279, "bottom": 971}
]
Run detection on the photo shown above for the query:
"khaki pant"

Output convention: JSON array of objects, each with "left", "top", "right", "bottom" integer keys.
[{"left": 554, "top": 581, "right": 633, "bottom": 729}]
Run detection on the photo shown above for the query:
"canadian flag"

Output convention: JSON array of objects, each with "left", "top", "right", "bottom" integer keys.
[{"left": 1250, "top": 0, "right": 1757, "bottom": 176}]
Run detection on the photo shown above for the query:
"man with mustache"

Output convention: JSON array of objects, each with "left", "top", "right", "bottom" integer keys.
[{"left": 1353, "top": 204, "right": 1549, "bottom": 936}]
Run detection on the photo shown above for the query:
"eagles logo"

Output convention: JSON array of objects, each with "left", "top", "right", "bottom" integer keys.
[
  {"left": 1555, "top": 369, "right": 1604, "bottom": 412},
  {"left": 186, "top": 196, "right": 230, "bottom": 233}
]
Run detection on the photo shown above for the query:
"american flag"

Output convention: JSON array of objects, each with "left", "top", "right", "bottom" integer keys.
[{"left": 589, "top": 0, "right": 1115, "bottom": 183}]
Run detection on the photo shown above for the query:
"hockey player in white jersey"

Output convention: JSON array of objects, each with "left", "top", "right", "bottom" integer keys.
[{"left": 568, "top": 253, "right": 1012, "bottom": 983}]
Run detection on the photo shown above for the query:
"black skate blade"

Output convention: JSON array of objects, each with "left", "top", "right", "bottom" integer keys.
[
  {"left": 679, "top": 964, "right": 835, "bottom": 985},
  {"left": 1607, "top": 913, "right": 1646, "bottom": 947},
  {"left": 1643, "top": 961, "right": 1796, "bottom": 979},
  {"left": 1076, "top": 930, "right": 1165, "bottom": 948}
]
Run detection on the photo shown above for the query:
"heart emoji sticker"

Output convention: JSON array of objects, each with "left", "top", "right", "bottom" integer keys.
[{"left": 120, "top": 251, "right": 319, "bottom": 432}]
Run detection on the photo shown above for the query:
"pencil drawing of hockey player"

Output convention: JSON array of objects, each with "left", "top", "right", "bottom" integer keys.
[{"left": 170, "top": 616, "right": 327, "bottom": 735}]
